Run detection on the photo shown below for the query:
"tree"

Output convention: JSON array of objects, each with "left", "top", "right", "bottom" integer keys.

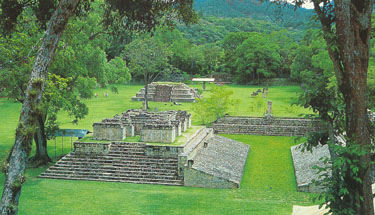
[
  {"left": 193, "top": 85, "right": 239, "bottom": 125},
  {"left": 125, "top": 37, "right": 171, "bottom": 109},
  {"left": 233, "top": 32, "right": 281, "bottom": 84},
  {"left": 0, "top": 1, "right": 81, "bottom": 213},
  {"left": 0, "top": 3, "right": 109, "bottom": 166},
  {"left": 272, "top": 0, "right": 374, "bottom": 214},
  {"left": 0, "top": 0, "right": 197, "bottom": 214}
]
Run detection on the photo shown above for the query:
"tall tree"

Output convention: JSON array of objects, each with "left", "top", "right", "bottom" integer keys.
[
  {"left": 0, "top": 0, "right": 197, "bottom": 214},
  {"left": 125, "top": 37, "right": 171, "bottom": 109},
  {"left": 233, "top": 32, "right": 281, "bottom": 84},
  {"left": 273, "top": 0, "right": 374, "bottom": 214},
  {"left": 0, "top": 1, "right": 81, "bottom": 213}
]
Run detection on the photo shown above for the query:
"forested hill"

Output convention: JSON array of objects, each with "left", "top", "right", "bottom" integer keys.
[{"left": 193, "top": 0, "right": 314, "bottom": 29}]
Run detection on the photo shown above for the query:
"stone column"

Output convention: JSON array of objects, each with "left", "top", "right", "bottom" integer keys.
[{"left": 267, "top": 101, "right": 272, "bottom": 116}]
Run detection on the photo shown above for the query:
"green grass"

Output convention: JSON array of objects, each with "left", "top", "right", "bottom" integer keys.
[{"left": 0, "top": 84, "right": 318, "bottom": 214}]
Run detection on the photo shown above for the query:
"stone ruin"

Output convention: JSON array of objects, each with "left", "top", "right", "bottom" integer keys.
[
  {"left": 132, "top": 82, "right": 198, "bottom": 103},
  {"left": 93, "top": 109, "right": 192, "bottom": 143},
  {"left": 40, "top": 109, "right": 250, "bottom": 189},
  {"left": 250, "top": 86, "right": 268, "bottom": 98}
]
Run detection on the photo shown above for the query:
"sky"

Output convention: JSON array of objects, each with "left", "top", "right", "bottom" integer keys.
[
  {"left": 301, "top": 2, "right": 314, "bottom": 9},
  {"left": 283, "top": 0, "right": 314, "bottom": 9}
]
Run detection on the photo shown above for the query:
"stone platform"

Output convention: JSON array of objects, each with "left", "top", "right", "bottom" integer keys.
[
  {"left": 211, "top": 116, "right": 323, "bottom": 136},
  {"left": 40, "top": 127, "right": 250, "bottom": 189},
  {"left": 132, "top": 82, "right": 198, "bottom": 103}
]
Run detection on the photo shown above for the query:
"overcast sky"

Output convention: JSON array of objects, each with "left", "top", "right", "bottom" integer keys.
[
  {"left": 282, "top": 0, "right": 314, "bottom": 9},
  {"left": 301, "top": 2, "right": 314, "bottom": 9}
]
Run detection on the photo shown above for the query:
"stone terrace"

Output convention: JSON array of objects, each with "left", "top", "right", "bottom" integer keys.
[
  {"left": 211, "top": 116, "right": 323, "bottom": 136},
  {"left": 40, "top": 142, "right": 183, "bottom": 186},
  {"left": 40, "top": 126, "right": 250, "bottom": 188},
  {"left": 132, "top": 82, "right": 198, "bottom": 103}
]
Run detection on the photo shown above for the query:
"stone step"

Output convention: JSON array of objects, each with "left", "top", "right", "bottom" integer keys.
[
  {"left": 62, "top": 155, "right": 178, "bottom": 163},
  {"left": 54, "top": 165, "right": 178, "bottom": 173},
  {"left": 170, "top": 93, "right": 194, "bottom": 97},
  {"left": 109, "top": 145, "right": 146, "bottom": 150},
  {"left": 48, "top": 166, "right": 177, "bottom": 174},
  {"left": 110, "top": 142, "right": 146, "bottom": 147},
  {"left": 55, "top": 160, "right": 178, "bottom": 167},
  {"left": 43, "top": 168, "right": 177, "bottom": 178},
  {"left": 40, "top": 138, "right": 182, "bottom": 186},
  {"left": 57, "top": 159, "right": 178, "bottom": 168},
  {"left": 38, "top": 175, "right": 183, "bottom": 186},
  {"left": 40, "top": 172, "right": 180, "bottom": 181},
  {"left": 171, "top": 98, "right": 195, "bottom": 103}
]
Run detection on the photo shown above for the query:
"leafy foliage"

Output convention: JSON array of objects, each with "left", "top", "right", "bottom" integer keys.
[{"left": 193, "top": 85, "right": 240, "bottom": 125}]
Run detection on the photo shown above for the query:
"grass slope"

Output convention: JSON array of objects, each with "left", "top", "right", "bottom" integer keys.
[{"left": 0, "top": 84, "right": 317, "bottom": 214}]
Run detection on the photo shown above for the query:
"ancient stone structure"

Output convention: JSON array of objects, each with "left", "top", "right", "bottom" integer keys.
[
  {"left": 132, "top": 82, "right": 198, "bottom": 103},
  {"left": 211, "top": 116, "right": 323, "bottom": 136},
  {"left": 93, "top": 121, "right": 126, "bottom": 141},
  {"left": 291, "top": 136, "right": 375, "bottom": 193},
  {"left": 291, "top": 143, "right": 331, "bottom": 193},
  {"left": 184, "top": 136, "right": 250, "bottom": 188},
  {"left": 39, "top": 126, "right": 250, "bottom": 189},
  {"left": 93, "top": 109, "right": 191, "bottom": 143}
]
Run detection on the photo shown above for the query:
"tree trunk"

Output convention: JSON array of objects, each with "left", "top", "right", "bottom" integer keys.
[
  {"left": 316, "top": 1, "right": 374, "bottom": 214},
  {"left": 0, "top": 0, "right": 80, "bottom": 214},
  {"left": 32, "top": 113, "right": 51, "bottom": 166},
  {"left": 336, "top": 2, "right": 373, "bottom": 214},
  {"left": 144, "top": 74, "right": 149, "bottom": 110}
]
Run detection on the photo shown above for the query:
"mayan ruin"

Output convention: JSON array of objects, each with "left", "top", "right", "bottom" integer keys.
[
  {"left": 132, "top": 82, "right": 198, "bottom": 103},
  {"left": 40, "top": 110, "right": 250, "bottom": 189}
]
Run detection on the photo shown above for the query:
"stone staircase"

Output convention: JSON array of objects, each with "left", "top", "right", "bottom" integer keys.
[
  {"left": 39, "top": 142, "right": 183, "bottom": 186},
  {"left": 132, "top": 83, "right": 197, "bottom": 103}
]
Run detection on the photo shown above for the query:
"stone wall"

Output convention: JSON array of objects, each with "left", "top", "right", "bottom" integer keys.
[
  {"left": 184, "top": 168, "right": 238, "bottom": 189},
  {"left": 93, "top": 123, "right": 126, "bottom": 141},
  {"left": 211, "top": 116, "right": 322, "bottom": 136},
  {"left": 140, "top": 124, "right": 176, "bottom": 143},
  {"left": 291, "top": 143, "right": 331, "bottom": 193},
  {"left": 74, "top": 142, "right": 110, "bottom": 155},
  {"left": 144, "top": 145, "right": 184, "bottom": 157},
  {"left": 154, "top": 85, "right": 172, "bottom": 102}
]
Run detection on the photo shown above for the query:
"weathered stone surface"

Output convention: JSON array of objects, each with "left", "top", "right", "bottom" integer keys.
[
  {"left": 132, "top": 82, "right": 198, "bottom": 103},
  {"left": 212, "top": 116, "right": 323, "bottom": 136},
  {"left": 184, "top": 135, "right": 250, "bottom": 188},
  {"left": 140, "top": 124, "right": 176, "bottom": 143},
  {"left": 42, "top": 126, "right": 250, "bottom": 189},
  {"left": 93, "top": 109, "right": 192, "bottom": 143},
  {"left": 93, "top": 123, "right": 126, "bottom": 141},
  {"left": 145, "top": 145, "right": 184, "bottom": 157},
  {"left": 291, "top": 143, "right": 331, "bottom": 193},
  {"left": 74, "top": 142, "right": 110, "bottom": 155}
]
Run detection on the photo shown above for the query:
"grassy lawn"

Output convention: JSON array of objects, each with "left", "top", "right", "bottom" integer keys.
[{"left": 0, "top": 84, "right": 317, "bottom": 214}]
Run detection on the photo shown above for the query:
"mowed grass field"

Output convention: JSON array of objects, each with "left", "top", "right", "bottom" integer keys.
[{"left": 0, "top": 84, "right": 317, "bottom": 214}]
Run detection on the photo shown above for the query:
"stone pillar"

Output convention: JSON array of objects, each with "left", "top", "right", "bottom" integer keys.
[{"left": 267, "top": 101, "right": 272, "bottom": 116}]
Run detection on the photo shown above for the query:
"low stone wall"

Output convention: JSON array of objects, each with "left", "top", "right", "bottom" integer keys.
[
  {"left": 184, "top": 168, "right": 238, "bottom": 189},
  {"left": 211, "top": 116, "right": 322, "bottom": 136},
  {"left": 140, "top": 124, "right": 176, "bottom": 143},
  {"left": 93, "top": 123, "right": 126, "bottom": 140},
  {"left": 144, "top": 145, "right": 184, "bottom": 157},
  {"left": 74, "top": 142, "right": 110, "bottom": 155}
]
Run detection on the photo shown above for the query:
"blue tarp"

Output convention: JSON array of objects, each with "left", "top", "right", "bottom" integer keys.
[{"left": 54, "top": 129, "right": 89, "bottom": 138}]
